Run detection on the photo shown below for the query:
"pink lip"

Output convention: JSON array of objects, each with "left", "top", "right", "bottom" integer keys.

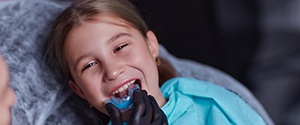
[{"left": 109, "top": 78, "right": 139, "bottom": 97}]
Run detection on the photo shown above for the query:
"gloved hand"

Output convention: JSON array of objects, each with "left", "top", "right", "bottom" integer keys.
[{"left": 105, "top": 90, "right": 168, "bottom": 125}]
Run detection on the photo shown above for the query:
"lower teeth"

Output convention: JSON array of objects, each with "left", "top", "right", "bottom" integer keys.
[{"left": 105, "top": 84, "right": 140, "bottom": 112}]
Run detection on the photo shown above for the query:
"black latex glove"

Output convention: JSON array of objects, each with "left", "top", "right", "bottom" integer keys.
[{"left": 105, "top": 90, "right": 168, "bottom": 125}]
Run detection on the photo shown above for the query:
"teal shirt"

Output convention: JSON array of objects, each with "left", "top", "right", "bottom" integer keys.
[{"left": 160, "top": 77, "right": 266, "bottom": 125}]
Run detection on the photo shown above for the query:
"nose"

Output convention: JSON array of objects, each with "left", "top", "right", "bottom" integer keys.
[{"left": 103, "top": 61, "right": 124, "bottom": 82}]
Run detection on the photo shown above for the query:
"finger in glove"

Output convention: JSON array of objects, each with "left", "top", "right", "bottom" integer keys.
[
  {"left": 105, "top": 103, "right": 123, "bottom": 125},
  {"left": 149, "top": 95, "right": 168, "bottom": 125},
  {"left": 129, "top": 90, "right": 152, "bottom": 124}
]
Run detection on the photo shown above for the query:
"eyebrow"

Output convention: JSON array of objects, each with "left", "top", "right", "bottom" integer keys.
[
  {"left": 109, "top": 33, "right": 130, "bottom": 43},
  {"left": 73, "top": 33, "right": 131, "bottom": 70}
]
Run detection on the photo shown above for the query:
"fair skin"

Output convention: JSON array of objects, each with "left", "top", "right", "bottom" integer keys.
[
  {"left": 0, "top": 54, "right": 16, "bottom": 125},
  {"left": 64, "top": 14, "right": 166, "bottom": 117}
]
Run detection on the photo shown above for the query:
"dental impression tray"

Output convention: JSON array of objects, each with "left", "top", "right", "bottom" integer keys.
[{"left": 106, "top": 84, "right": 140, "bottom": 112}]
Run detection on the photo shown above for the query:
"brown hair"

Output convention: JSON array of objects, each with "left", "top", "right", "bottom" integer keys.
[{"left": 46, "top": 0, "right": 148, "bottom": 79}]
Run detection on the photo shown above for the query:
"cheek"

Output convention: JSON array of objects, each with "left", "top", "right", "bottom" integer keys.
[
  {"left": 79, "top": 80, "right": 109, "bottom": 114},
  {"left": 69, "top": 67, "right": 110, "bottom": 115},
  {"left": 127, "top": 49, "right": 154, "bottom": 66},
  {"left": 130, "top": 53, "right": 159, "bottom": 94},
  {"left": 83, "top": 83, "right": 106, "bottom": 102},
  {"left": 85, "top": 91, "right": 109, "bottom": 115}
]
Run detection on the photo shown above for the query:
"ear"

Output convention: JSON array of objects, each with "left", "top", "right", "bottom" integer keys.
[
  {"left": 68, "top": 80, "right": 87, "bottom": 100},
  {"left": 146, "top": 30, "right": 159, "bottom": 58}
]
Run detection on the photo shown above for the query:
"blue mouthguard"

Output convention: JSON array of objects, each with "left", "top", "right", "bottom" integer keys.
[{"left": 105, "top": 84, "right": 140, "bottom": 112}]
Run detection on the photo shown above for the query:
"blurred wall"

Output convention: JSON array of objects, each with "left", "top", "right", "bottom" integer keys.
[
  {"left": 133, "top": 0, "right": 260, "bottom": 89},
  {"left": 249, "top": 0, "right": 300, "bottom": 124}
]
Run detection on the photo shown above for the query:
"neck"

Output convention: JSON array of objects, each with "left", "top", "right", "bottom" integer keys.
[{"left": 156, "top": 91, "right": 167, "bottom": 108}]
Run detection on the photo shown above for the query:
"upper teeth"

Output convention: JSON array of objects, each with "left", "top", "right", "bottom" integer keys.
[{"left": 113, "top": 80, "right": 136, "bottom": 95}]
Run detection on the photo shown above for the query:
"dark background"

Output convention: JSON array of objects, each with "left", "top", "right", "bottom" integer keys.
[
  {"left": 131, "top": 0, "right": 260, "bottom": 90},
  {"left": 131, "top": 1, "right": 300, "bottom": 124}
]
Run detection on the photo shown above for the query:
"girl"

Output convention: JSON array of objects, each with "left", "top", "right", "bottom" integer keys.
[{"left": 47, "top": 0, "right": 266, "bottom": 124}]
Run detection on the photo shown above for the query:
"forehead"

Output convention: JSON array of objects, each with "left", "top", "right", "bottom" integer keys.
[
  {"left": 64, "top": 14, "right": 137, "bottom": 66},
  {"left": 65, "top": 13, "right": 132, "bottom": 45},
  {"left": 66, "top": 13, "right": 133, "bottom": 44},
  {"left": 84, "top": 13, "right": 131, "bottom": 30}
]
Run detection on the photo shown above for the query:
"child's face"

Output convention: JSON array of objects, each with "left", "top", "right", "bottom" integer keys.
[
  {"left": 64, "top": 14, "right": 162, "bottom": 115},
  {"left": 0, "top": 54, "right": 16, "bottom": 125}
]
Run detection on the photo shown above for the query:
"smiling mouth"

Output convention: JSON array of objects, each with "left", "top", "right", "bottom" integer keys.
[
  {"left": 113, "top": 79, "right": 140, "bottom": 98},
  {"left": 105, "top": 79, "right": 141, "bottom": 112}
]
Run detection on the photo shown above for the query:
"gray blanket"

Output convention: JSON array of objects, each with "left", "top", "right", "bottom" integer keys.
[{"left": 0, "top": 1, "right": 272, "bottom": 125}]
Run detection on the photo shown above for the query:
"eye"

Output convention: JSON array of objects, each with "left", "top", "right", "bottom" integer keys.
[
  {"left": 114, "top": 43, "right": 128, "bottom": 53},
  {"left": 82, "top": 61, "right": 98, "bottom": 72}
]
